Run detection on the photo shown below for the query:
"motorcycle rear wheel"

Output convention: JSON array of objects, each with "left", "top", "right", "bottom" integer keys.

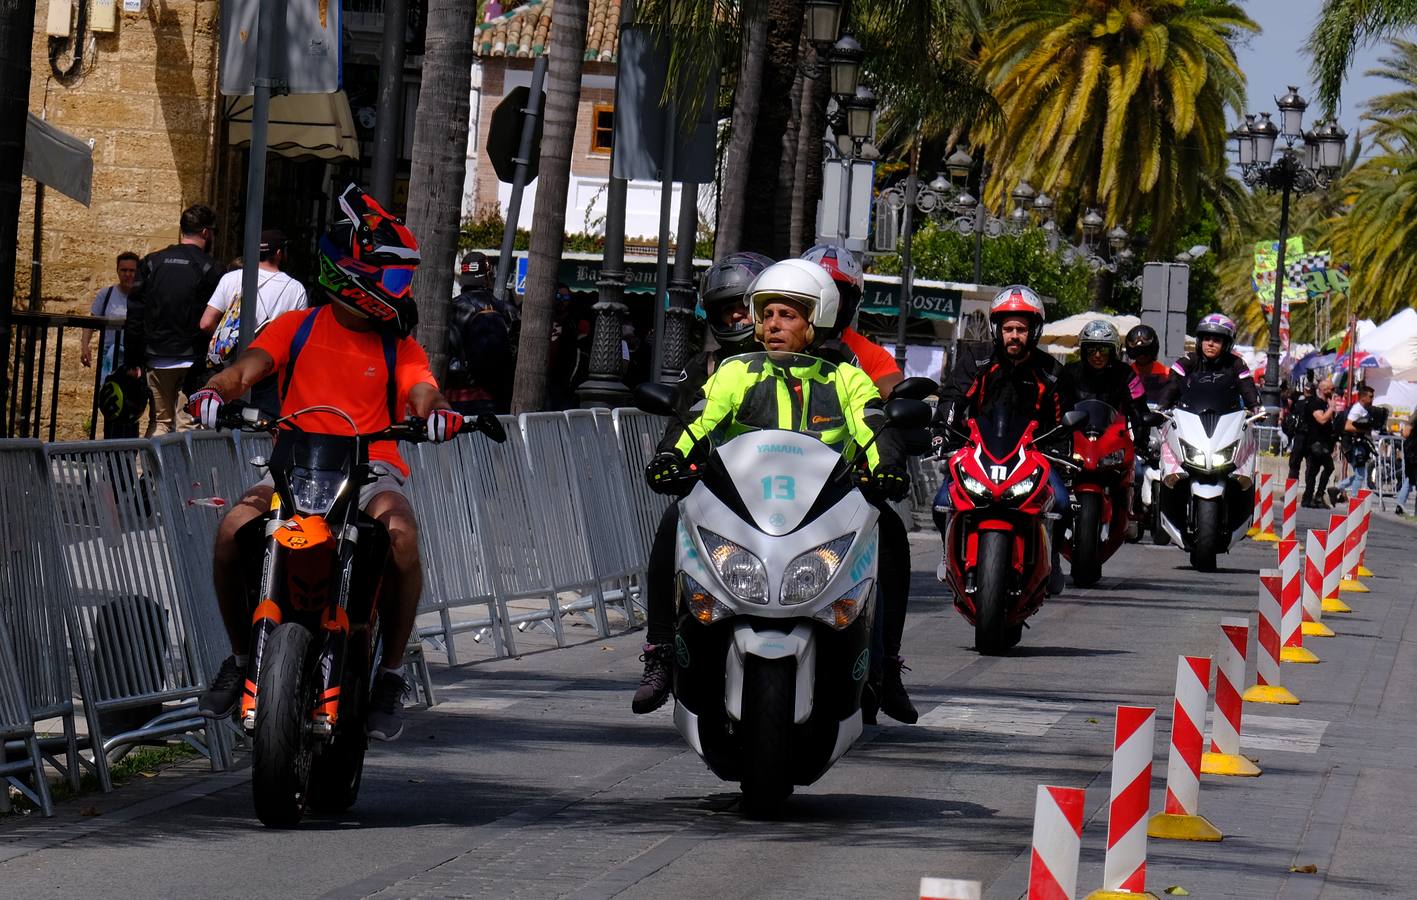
[
  {"left": 974, "top": 530, "right": 1020, "bottom": 655},
  {"left": 1070, "top": 493, "right": 1103, "bottom": 587},
  {"left": 739, "top": 656, "right": 795, "bottom": 819},
  {"left": 1190, "top": 497, "right": 1221, "bottom": 572},
  {"left": 252, "top": 623, "right": 316, "bottom": 828}
]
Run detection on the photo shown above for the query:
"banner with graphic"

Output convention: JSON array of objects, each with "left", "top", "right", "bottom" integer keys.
[{"left": 1252, "top": 236, "right": 1308, "bottom": 306}]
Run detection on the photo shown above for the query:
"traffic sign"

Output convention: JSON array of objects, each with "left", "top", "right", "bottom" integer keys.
[
  {"left": 514, "top": 257, "right": 529, "bottom": 296},
  {"left": 487, "top": 87, "right": 545, "bottom": 184}
]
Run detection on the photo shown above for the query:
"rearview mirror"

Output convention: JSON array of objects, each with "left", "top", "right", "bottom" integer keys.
[
  {"left": 1062, "top": 409, "right": 1088, "bottom": 431},
  {"left": 476, "top": 413, "right": 508, "bottom": 444},
  {"left": 883, "top": 398, "right": 932, "bottom": 430},
  {"left": 1145, "top": 411, "right": 1167, "bottom": 428},
  {"left": 890, "top": 377, "right": 939, "bottom": 401},
  {"left": 633, "top": 382, "right": 680, "bottom": 418}
]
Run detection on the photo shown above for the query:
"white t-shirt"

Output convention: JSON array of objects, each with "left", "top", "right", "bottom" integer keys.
[
  {"left": 206, "top": 268, "right": 308, "bottom": 365},
  {"left": 1346, "top": 401, "right": 1370, "bottom": 426},
  {"left": 88, "top": 285, "right": 128, "bottom": 376}
]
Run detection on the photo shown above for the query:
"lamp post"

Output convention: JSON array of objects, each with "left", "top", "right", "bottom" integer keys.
[{"left": 1231, "top": 86, "right": 1347, "bottom": 422}]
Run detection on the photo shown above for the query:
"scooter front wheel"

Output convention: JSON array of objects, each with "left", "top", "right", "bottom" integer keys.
[
  {"left": 974, "top": 530, "right": 1020, "bottom": 655},
  {"left": 1190, "top": 496, "right": 1222, "bottom": 572},
  {"left": 739, "top": 656, "right": 795, "bottom": 819}
]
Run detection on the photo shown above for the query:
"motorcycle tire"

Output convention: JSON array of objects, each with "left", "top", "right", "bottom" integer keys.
[
  {"left": 307, "top": 664, "right": 369, "bottom": 815},
  {"left": 1190, "top": 497, "right": 1222, "bottom": 573},
  {"left": 739, "top": 656, "right": 795, "bottom": 819},
  {"left": 1150, "top": 484, "right": 1170, "bottom": 546},
  {"left": 974, "top": 530, "right": 1019, "bottom": 655},
  {"left": 1070, "top": 493, "right": 1103, "bottom": 587},
  {"left": 252, "top": 623, "right": 316, "bottom": 828}
]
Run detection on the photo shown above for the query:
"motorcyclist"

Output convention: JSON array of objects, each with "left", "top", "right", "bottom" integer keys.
[
  {"left": 631, "top": 252, "right": 771, "bottom": 714},
  {"left": 1061, "top": 319, "right": 1152, "bottom": 451},
  {"left": 799, "top": 243, "right": 916, "bottom": 725},
  {"left": 445, "top": 250, "right": 518, "bottom": 415},
  {"left": 632, "top": 260, "right": 909, "bottom": 713},
  {"left": 1124, "top": 324, "right": 1174, "bottom": 405},
  {"left": 185, "top": 185, "right": 463, "bottom": 742},
  {"left": 1159, "top": 313, "right": 1261, "bottom": 411},
  {"left": 931, "top": 285, "right": 1075, "bottom": 595}
]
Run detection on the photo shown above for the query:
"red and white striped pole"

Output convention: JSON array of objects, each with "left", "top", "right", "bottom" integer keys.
[
  {"left": 1087, "top": 706, "right": 1158, "bottom": 898},
  {"left": 1323, "top": 513, "right": 1353, "bottom": 614},
  {"left": 1252, "top": 473, "right": 1277, "bottom": 542},
  {"left": 920, "top": 878, "right": 981, "bottom": 900},
  {"left": 1243, "top": 570, "right": 1299, "bottom": 705},
  {"left": 1340, "top": 498, "right": 1370, "bottom": 593},
  {"left": 1279, "top": 478, "right": 1299, "bottom": 541},
  {"left": 1148, "top": 656, "right": 1222, "bottom": 841},
  {"left": 1247, "top": 475, "right": 1263, "bottom": 536},
  {"left": 1301, "top": 530, "right": 1335, "bottom": 638},
  {"left": 1028, "top": 785, "right": 1085, "bottom": 900},
  {"left": 1355, "top": 491, "right": 1375, "bottom": 577},
  {"left": 1278, "top": 539, "right": 1318, "bottom": 664},
  {"left": 1202, "top": 618, "right": 1261, "bottom": 777}
]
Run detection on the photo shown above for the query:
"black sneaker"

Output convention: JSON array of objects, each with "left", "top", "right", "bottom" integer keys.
[
  {"left": 1395, "top": 506, "right": 1406, "bottom": 517},
  {"left": 366, "top": 671, "right": 407, "bottom": 741},
  {"left": 632, "top": 643, "right": 673, "bottom": 714},
  {"left": 879, "top": 656, "right": 919, "bottom": 725},
  {"left": 198, "top": 656, "right": 246, "bottom": 719}
]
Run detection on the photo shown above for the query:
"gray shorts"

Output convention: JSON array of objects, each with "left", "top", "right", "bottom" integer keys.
[{"left": 256, "top": 460, "right": 408, "bottom": 510}]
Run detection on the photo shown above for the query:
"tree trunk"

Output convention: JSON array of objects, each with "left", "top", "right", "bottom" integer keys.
[
  {"left": 713, "top": 6, "right": 767, "bottom": 260},
  {"left": 773, "top": 61, "right": 804, "bottom": 258},
  {"left": 0, "top": 0, "right": 38, "bottom": 437},
  {"left": 740, "top": 0, "right": 804, "bottom": 256},
  {"left": 405, "top": 0, "right": 474, "bottom": 381},
  {"left": 790, "top": 51, "right": 828, "bottom": 256},
  {"left": 512, "top": 0, "right": 589, "bottom": 413}
]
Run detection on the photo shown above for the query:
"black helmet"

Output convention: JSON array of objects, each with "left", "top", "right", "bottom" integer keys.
[
  {"left": 1125, "top": 323, "right": 1160, "bottom": 362},
  {"left": 97, "top": 370, "right": 149, "bottom": 425},
  {"left": 701, "top": 252, "right": 773, "bottom": 349},
  {"left": 317, "top": 184, "right": 421, "bottom": 337}
]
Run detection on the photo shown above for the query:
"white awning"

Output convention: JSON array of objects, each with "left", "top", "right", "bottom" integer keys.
[{"left": 224, "top": 90, "right": 360, "bottom": 162}]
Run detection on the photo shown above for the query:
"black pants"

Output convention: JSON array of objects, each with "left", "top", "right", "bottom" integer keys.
[
  {"left": 1288, "top": 439, "right": 1307, "bottom": 481},
  {"left": 1304, "top": 444, "right": 1334, "bottom": 502},
  {"left": 642, "top": 500, "right": 910, "bottom": 660}
]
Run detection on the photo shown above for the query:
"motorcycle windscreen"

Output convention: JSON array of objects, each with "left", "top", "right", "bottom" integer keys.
[
  {"left": 1178, "top": 380, "right": 1243, "bottom": 435},
  {"left": 1073, "top": 399, "right": 1121, "bottom": 437},
  {"left": 976, "top": 404, "right": 1032, "bottom": 462},
  {"left": 714, "top": 429, "right": 844, "bottom": 536}
]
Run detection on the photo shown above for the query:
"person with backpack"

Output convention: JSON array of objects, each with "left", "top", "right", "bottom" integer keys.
[
  {"left": 445, "top": 251, "right": 516, "bottom": 415},
  {"left": 82, "top": 251, "right": 142, "bottom": 438},
  {"left": 1303, "top": 378, "right": 1340, "bottom": 508}
]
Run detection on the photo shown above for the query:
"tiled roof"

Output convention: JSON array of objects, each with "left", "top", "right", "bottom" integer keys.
[{"left": 475, "top": 0, "right": 621, "bottom": 63}]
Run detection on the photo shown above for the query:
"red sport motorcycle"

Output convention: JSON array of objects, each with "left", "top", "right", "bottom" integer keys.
[
  {"left": 939, "top": 406, "right": 1083, "bottom": 654},
  {"left": 1060, "top": 399, "right": 1135, "bottom": 587}
]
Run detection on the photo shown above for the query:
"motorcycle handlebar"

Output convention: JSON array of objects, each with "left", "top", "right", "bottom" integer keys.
[{"left": 213, "top": 403, "right": 508, "bottom": 445}]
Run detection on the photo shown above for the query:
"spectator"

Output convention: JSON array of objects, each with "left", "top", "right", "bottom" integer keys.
[
  {"left": 547, "top": 282, "right": 588, "bottom": 409},
  {"left": 445, "top": 250, "right": 516, "bottom": 415},
  {"left": 1285, "top": 380, "right": 1315, "bottom": 483},
  {"left": 81, "top": 251, "right": 138, "bottom": 379},
  {"left": 1394, "top": 418, "right": 1416, "bottom": 515},
  {"left": 1302, "top": 378, "right": 1340, "bottom": 508},
  {"left": 1334, "top": 383, "right": 1377, "bottom": 499},
  {"left": 123, "top": 204, "right": 223, "bottom": 436}
]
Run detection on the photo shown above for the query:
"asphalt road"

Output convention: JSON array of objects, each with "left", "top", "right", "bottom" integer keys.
[{"left": 3, "top": 506, "right": 1416, "bottom": 899}]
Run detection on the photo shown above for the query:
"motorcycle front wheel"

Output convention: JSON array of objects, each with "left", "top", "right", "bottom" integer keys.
[
  {"left": 1150, "top": 483, "right": 1170, "bottom": 546},
  {"left": 1070, "top": 493, "right": 1103, "bottom": 587},
  {"left": 1190, "top": 496, "right": 1222, "bottom": 572},
  {"left": 307, "top": 660, "right": 369, "bottom": 815},
  {"left": 739, "top": 656, "right": 795, "bottom": 819},
  {"left": 974, "top": 530, "right": 1021, "bottom": 655},
  {"left": 252, "top": 623, "right": 316, "bottom": 828}
]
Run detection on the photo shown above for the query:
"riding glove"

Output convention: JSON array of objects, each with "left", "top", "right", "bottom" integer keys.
[
  {"left": 870, "top": 465, "right": 910, "bottom": 501},
  {"left": 186, "top": 389, "right": 224, "bottom": 430},
  {"left": 646, "top": 452, "right": 696, "bottom": 495},
  {"left": 425, "top": 409, "right": 465, "bottom": 443}
]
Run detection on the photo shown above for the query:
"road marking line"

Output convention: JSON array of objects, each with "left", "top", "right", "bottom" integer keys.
[
  {"left": 917, "top": 696, "right": 1073, "bottom": 736},
  {"left": 1204, "top": 711, "right": 1329, "bottom": 754}
]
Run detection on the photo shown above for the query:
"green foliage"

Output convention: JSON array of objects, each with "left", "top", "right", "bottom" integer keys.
[{"left": 458, "top": 212, "right": 711, "bottom": 258}]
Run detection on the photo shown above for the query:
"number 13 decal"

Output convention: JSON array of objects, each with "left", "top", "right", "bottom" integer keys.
[{"left": 761, "top": 475, "right": 796, "bottom": 500}]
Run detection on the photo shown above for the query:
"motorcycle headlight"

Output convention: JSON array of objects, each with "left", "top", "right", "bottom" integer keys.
[
  {"left": 781, "top": 535, "right": 854, "bottom": 605},
  {"left": 1004, "top": 472, "right": 1040, "bottom": 499},
  {"left": 961, "top": 474, "right": 992, "bottom": 498},
  {"left": 1208, "top": 447, "right": 1235, "bottom": 469},
  {"left": 1101, "top": 449, "right": 1127, "bottom": 467},
  {"left": 680, "top": 574, "right": 735, "bottom": 625},
  {"left": 288, "top": 467, "right": 345, "bottom": 516},
  {"left": 699, "top": 529, "right": 768, "bottom": 604},
  {"left": 1180, "top": 440, "right": 1209, "bottom": 468},
  {"left": 812, "top": 580, "right": 873, "bottom": 630}
]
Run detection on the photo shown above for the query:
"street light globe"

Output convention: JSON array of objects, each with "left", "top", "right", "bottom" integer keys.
[
  {"left": 1316, "top": 120, "right": 1348, "bottom": 170},
  {"left": 1081, "top": 208, "right": 1105, "bottom": 239},
  {"left": 828, "top": 34, "right": 864, "bottom": 97},
  {"left": 1302, "top": 123, "right": 1321, "bottom": 169},
  {"left": 945, "top": 146, "right": 974, "bottom": 184},
  {"left": 927, "top": 173, "right": 950, "bottom": 194},
  {"left": 1010, "top": 180, "right": 1036, "bottom": 212},
  {"left": 1275, "top": 85, "right": 1308, "bottom": 137},
  {"left": 1106, "top": 225, "right": 1129, "bottom": 252},
  {"left": 1232, "top": 119, "right": 1255, "bottom": 166},
  {"left": 804, "top": 0, "right": 843, "bottom": 45},
  {"left": 1033, "top": 192, "right": 1055, "bottom": 221},
  {"left": 845, "top": 84, "right": 876, "bottom": 141},
  {"left": 1251, "top": 112, "right": 1280, "bottom": 165}
]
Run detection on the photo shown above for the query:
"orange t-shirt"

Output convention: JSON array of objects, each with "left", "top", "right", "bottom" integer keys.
[
  {"left": 252, "top": 307, "right": 438, "bottom": 476},
  {"left": 841, "top": 327, "right": 902, "bottom": 386}
]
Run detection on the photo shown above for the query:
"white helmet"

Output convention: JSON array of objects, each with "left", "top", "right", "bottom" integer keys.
[{"left": 747, "top": 259, "right": 841, "bottom": 346}]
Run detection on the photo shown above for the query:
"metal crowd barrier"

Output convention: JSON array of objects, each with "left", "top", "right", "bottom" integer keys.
[
  {"left": 1374, "top": 435, "right": 1405, "bottom": 506},
  {"left": 0, "top": 617, "right": 51, "bottom": 815},
  {"left": 608, "top": 409, "right": 672, "bottom": 587}
]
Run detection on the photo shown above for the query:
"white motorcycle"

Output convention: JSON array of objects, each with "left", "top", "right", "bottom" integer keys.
[
  {"left": 1157, "top": 382, "right": 1264, "bottom": 571},
  {"left": 634, "top": 355, "right": 933, "bottom": 817}
]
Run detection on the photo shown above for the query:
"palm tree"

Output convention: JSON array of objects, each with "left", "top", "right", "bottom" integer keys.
[
  {"left": 511, "top": 0, "right": 590, "bottom": 413},
  {"left": 1308, "top": 0, "right": 1417, "bottom": 112},
  {"left": 741, "top": 0, "right": 807, "bottom": 257},
  {"left": 715, "top": 4, "right": 769, "bottom": 258},
  {"left": 979, "top": 0, "right": 1256, "bottom": 252},
  {"left": 405, "top": 0, "right": 476, "bottom": 380}
]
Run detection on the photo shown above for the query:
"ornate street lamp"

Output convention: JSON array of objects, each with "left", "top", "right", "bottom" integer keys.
[
  {"left": 844, "top": 84, "right": 876, "bottom": 141},
  {"left": 804, "top": 0, "right": 843, "bottom": 45},
  {"left": 828, "top": 34, "right": 864, "bottom": 96}
]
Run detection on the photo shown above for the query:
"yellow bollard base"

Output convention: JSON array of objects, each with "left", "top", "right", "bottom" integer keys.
[
  {"left": 1302, "top": 621, "right": 1336, "bottom": 637},
  {"left": 1339, "top": 578, "right": 1370, "bottom": 593},
  {"left": 1281, "top": 646, "right": 1321, "bottom": 664},
  {"left": 1201, "top": 751, "right": 1262, "bottom": 777},
  {"left": 1252, "top": 532, "right": 1279, "bottom": 542},
  {"left": 1357, "top": 564, "right": 1374, "bottom": 577},
  {"left": 1322, "top": 596, "right": 1353, "bottom": 613},
  {"left": 1147, "top": 812, "right": 1223, "bottom": 842},
  {"left": 1085, "top": 892, "right": 1160, "bottom": 900},
  {"left": 1246, "top": 526, "right": 1259, "bottom": 537},
  {"left": 1244, "top": 684, "right": 1300, "bottom": 704}
]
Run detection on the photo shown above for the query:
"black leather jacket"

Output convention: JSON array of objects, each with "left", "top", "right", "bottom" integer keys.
[{"left": 122, "top": 243, "right": 222, "bottom": 368}]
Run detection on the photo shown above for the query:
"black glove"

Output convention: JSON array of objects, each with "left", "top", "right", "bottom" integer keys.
[
  {"left": 646, "top": 452, "right": 697, "bottom": 495},
  {"left": 861, "top": 464, "right": 909, "bottom": 501}
]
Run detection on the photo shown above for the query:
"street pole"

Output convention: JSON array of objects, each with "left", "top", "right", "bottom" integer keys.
[
  {"left": 971, "top": 163, "right": 987, "bottom": 286},
  {"left": 493, "top": 54, "right": 547, "bottom": 302},
  {"left": 836, "top": 155, "right": 852, "bottom": 246},
  {"left": 1263, "top": 160, "right": 1292, "bottom": 423},
  {"left": 893, "top": 137, "right": 919, "bottom": 370},
  {"left": 370, "top": 0, "right": 408, "bottom": 207},
  {"left": 238, "top": 0, "right": 287, "bottom": 356},
  {"left": 661, "top": 180, "right": 699, "bottom": 380},
  {"left": 650, "top": 98, "right": 677, "bottom": 383},
  {"left": 28, "top": 182, "right": 41, "bottom": 310}
]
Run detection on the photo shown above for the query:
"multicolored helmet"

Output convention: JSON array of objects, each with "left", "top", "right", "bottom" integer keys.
[
  {"left": 988, "top": 284, "right": 1046, "bottom": 345},
  {"left": 1195, "top": 312, "right": 1237, "bottom": 353},
  {"left": 317, "top": 184, "right": 421, "bottom": 337},
  {"left": 799, "top": 243, "right": 864, "bottom": 336}
]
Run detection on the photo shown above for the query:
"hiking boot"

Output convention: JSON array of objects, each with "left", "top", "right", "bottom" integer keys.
[
  {"left": 632, "top": 643, "right": 673, "bottom": 714},
  {"left": 197, "top": 656, "right": 246, "bottom": 719},
  {"left": 365, "top": 671, "right": 408, "bottom": 742},
  {"left": 879, "top": 656, "right": 918, "bottom": 725}
]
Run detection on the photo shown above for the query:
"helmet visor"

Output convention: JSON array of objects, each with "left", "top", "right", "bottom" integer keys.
[{"left": 379, "top": 266, "right": 416, "bottom": 298}]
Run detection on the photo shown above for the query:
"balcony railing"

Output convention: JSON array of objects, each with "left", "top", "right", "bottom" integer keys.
[{"left": 3, "top": 312, "right": 120, "bottom": 441}]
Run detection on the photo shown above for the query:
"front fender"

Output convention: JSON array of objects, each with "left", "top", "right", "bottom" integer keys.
[
  {"left": 724, "top": 621, "right": 817, "bottom": 725},
  {"left": 1190, "top": 481, "right": 1226, "bottom": 499}
]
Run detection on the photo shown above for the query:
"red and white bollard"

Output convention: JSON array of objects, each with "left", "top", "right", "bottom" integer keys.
[
  {"left": 1149, "top": 656, "right": 1222, "bottom": 841},
  {"left": 1355, "top": 490, "right": 1375, "bottom": 577},
  {"left": 1279, "top": 478, "right": 1299, "bottom": 541},
  {"left": 1252, "top": 473, "right": 1277, "bottom": 541},
  {"left": 1244, "top": 570, "right": 1299, "bottom": 705},
  {"left": 1202, "top": 618, "right": 1261, "bottom": 776},
  {"left": 1278, "top": 539, "right": 1318, "bottom": 664},
  {"left": 1323, "top": 513, "right": 1353, "bottom": 614},
  {"left": 1028, "top": 785, "right": 1086, "bottom": 900},
  {"left": 1301, "top": 530, "right": 1335, "bottom": 638},
  {"left": 1341, "top": 498, "right": 1370, "bottom": 593},
  {"left": 920, "top": 878, "right": 981, "bottom": 900},
  {"left": 1086, "top": 706, "right": 1158, "bottom": 899}
]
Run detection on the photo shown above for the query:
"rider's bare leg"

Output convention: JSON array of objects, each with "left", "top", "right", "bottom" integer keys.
[
  {"left": 365, "top": 490, "right": 421, "bottom": 670},
  {"left": 212, "top": 484, "right": 275, "bottom": 655}
]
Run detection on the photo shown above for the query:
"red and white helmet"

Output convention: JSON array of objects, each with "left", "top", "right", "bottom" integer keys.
[
  {"left": 988, "top": 284, "right": 1045, "bottom": 345},
  {"left": 799, "top": 243, "right": 864, "bottom": 336}
]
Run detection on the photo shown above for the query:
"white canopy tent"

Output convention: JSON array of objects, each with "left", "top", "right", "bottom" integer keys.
[
  {"left": 1360, "top": 308, "right": 1417, "bottom": 380},
  {"left": 1039, "top": 312, "right": 1142, "bottom": 349}
]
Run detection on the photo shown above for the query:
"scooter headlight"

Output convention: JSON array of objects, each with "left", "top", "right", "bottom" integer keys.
[
  {"left": 961, "top": 474, "right": 992, "bottom": 498},
  {"left": 680, "top": 574, "right": 735, "bottom": 625},
  {"left": 1208, "top": 446, "right": 1235, "bottom": 469},
  {"left": 1003, "top": 472, "right": 1040, "bottom": 499},
  {"left": 699, "top": 529, "right": 768, "bottom": 604},
  {"left": 781, "top": 535, "right": 854, "bottom": 605},
  {"left": 1180, "top": 440, "right": 1209, "bottom": 468},
  {"left": 812, "top": 580, "right": 873, "bottom": 630}
]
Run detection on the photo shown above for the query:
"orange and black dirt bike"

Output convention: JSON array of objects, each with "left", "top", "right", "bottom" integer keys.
[{"left": 220, "top": 403, "right": 506, "bottom": 827}]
